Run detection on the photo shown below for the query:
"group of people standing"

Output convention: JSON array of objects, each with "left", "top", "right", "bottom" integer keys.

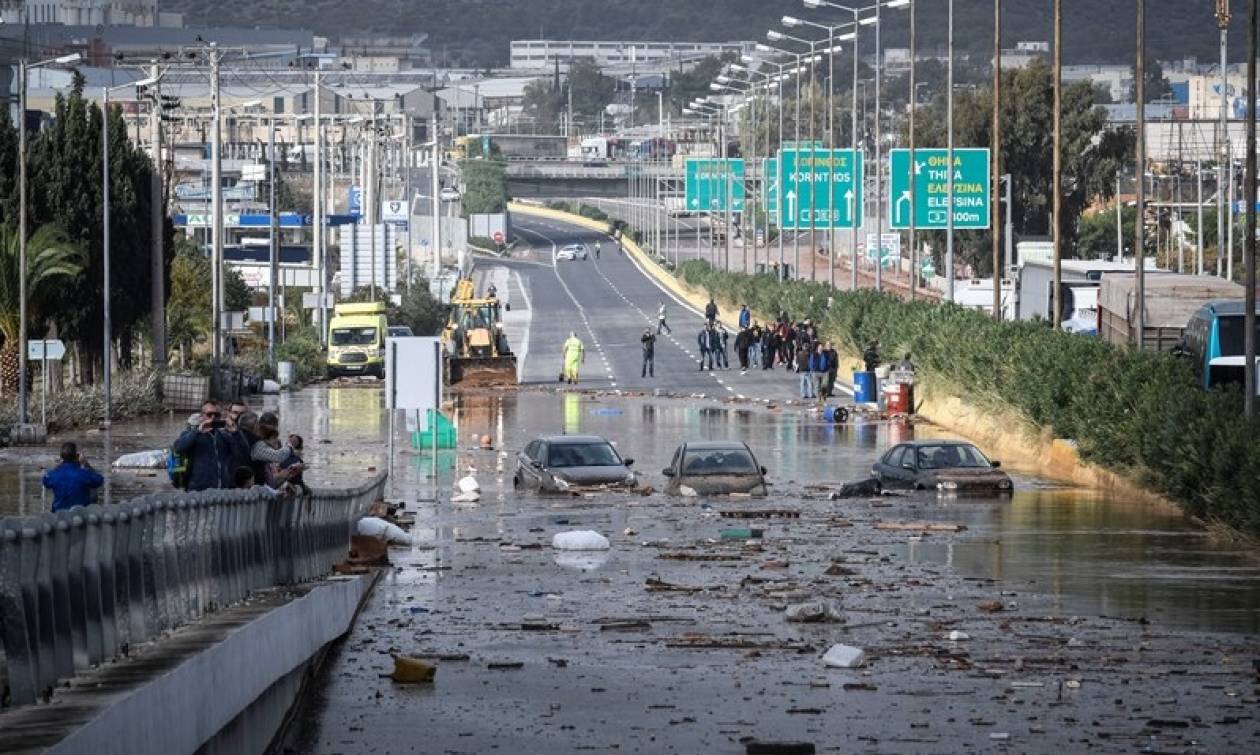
[
  {"left": 729, "top": 305, "right": 840, "bottom": 400},
  {"left": 171, "top": 400, "right": 307, "bottom": 495}
]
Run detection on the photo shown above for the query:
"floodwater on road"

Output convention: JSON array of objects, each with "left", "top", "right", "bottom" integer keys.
[{"left": 2, "top": 385, "right": 1257, "bottom": 638}]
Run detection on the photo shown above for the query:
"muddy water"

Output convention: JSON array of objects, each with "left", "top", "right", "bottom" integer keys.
[{"left": 3, "top": 386, "right": 1257, "bottom": 635}]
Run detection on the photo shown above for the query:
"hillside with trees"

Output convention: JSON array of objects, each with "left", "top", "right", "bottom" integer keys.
[{"left": 166, "top": 0, "right": 1242, "bottom": 69}]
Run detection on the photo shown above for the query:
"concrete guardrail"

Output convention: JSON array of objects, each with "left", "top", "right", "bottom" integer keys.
[{"left": 0, "top": 475, "right": 386, "bottom": 708}]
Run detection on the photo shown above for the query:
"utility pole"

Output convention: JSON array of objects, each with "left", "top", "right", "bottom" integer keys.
[
  {"left": 369, "top": 109, "right": 378, "bottom": 300},
  {"left": 946, "top": 0, "right": 955, "bottom": 302},
  {"left": 1051, "top": 0, "right": 1063, "bottom": 328},
  {"left": 1245, "top": 0, "right": 1256, "bottom": 416},
  {"left": 268, "top": 119, "right": 278, "bottom": 365},
  {"left": 908, "top": 0, "right": 917, "bottom": 299},
  {"left": 149, "top": 63, "right": 166, "bottom": 367},
  {"left": 1218, "top": 1, "right": 1231, "bottom": 279},
  {"left": 1135, "top": 0, "right": 1147, "bottom": 348},
  {"left": 431, "top": 113, "right": 443, "bottom": 279},
  {"left": 874, "top": 0, "right": 884, "bottom": 292},
  {"left": 210, "top": 44, "right": 224, "bottom": 367},
  {"left": 1197, "top": 160, "right": 1205, "bottom": 275},
  {"left": 313, "top": 68, "right": 326, "bottom": 346},
  {"left": 992, "top": 0, "right": 1003, "bottom": 319},
  {"left": 18, "top": 58, "right": 28, "bottom": 424}
]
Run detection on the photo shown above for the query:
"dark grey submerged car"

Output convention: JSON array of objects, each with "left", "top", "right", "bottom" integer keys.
[
  {"left": 514, "top": 435, "right": 638, "bottom": 493},
  {"left": 871, "top": 439, "right": 1013, "bottom": 495},
  {"left": 662, "top": 441, "right": 768, "bottom": 496}
]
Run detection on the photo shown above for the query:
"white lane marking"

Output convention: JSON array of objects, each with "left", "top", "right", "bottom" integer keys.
[
  {"left": 512, "top": 269, "right": 531, "bottom": 380},
  {"left": 517, "top": 223, "right": 615, "bottom": 383}
]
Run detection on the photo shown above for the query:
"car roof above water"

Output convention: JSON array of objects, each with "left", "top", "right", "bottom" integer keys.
[
  {"left": 535, "top": 434, "right": 610, "bottom": 445},
  {"left": 895, "top": 439, "right": 976, "bottom": 448},
  {"left": 682, "top": 441, "right": 751, "bottom": 452}
]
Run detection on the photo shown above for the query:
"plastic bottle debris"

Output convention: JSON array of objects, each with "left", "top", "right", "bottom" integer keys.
[
  {"left": 552, "top": 530, "right": 611, "bottom": 551},
  {"left": 356, "top": 516, "right": 413, "bottom": 545},
  {"left": 821, "top": 644, "right": 865, "bottom": 668},
  {"left": 720, "top": 528, "right": 765, "bottom": 540},
  {"left": 785, "top": 601, "right": 844, "bottom": 623},
  {"left": 390, "top": 655, "right": 436, "bottom": 683}
]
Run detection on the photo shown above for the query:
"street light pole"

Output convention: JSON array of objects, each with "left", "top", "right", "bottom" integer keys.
[
  {"left": 947, "top": 0, "right": 956, "bottom": 303},
  {"left": 875, "top": 0, "right": 883, "bottom": 292},
  {"left": 1245, "top": 0, "right": 1256, "bottom": 416},
  {"left": 1218, "top": 0, "right": 1231, "bottom": 279},
  {"left": 18, "top": 58, "right": 28, "bottom": 424},
  {"left": 909, "top": 0, "right": 917, "bottom": 298},
  {"left": 992, "top": 0, "right": 1003, "bottom": 319},
  {"left": 1136, "top": 0, "right": 1147, "bottom": 348},
  {"left": 1051, "top": 0, "right": 1062, "bottom": 327},
  {"left": 102, "top": 87, "right": 113, "bottom": 428}
]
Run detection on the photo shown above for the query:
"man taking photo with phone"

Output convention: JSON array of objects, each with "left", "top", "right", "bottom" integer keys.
[
  {"left": 172, "top": 400, "right": 249, "bottom": 490},
  {"left": 42, "top": 442, "right": 104, "bottom": 512}
]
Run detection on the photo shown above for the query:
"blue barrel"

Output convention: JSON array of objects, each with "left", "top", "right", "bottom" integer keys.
[{"left": 853, "top": 371, "right": 877, "bottom": 403}]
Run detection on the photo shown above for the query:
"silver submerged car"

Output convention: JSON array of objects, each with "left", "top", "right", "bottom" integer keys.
[
  {"left": 514, "top": 435, "right": 638, "bottom": 493},
  {"left": 662, "top": 441, "right": 769, "bottom": 497}
]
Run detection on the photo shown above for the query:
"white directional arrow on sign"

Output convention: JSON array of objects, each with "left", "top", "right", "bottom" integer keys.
[
  {"left": 844, "top": 189, "right": 854, "bottom": 222},
  {"left": 689, "top": 198, "right": 699, "bottom": 208},
  {"left": 914, "top": 160, "right": 924, "bottom": 175},
  {"left": 786, "top": 190, "right": 797, "bottom": 221},
  {"left": 894, "top": 191, "right": 912, "bottom": 226}
]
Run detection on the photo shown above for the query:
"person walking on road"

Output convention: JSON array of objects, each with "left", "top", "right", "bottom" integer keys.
[
  {"left": 810, "top": 343, "right": 829, "bottom": 403},
  {"left": 697, "top": 325, "right": 714, "bottom": 371},
  {"left": 562, "top": 331, "right": 585, "bottom": 384},
  {"left": 657, "top": 301, "right": 672, "bottom": 335},
  {"left": 823, "top": 342, "right": 840, "bottom": 398},
  {"left": 716, "top": 326, "right": 730, "bottom": 369},
  {"left": 798, "top": 346, "right": 816, "bottom": 400},
  {"left": 704, "top": 297, "right": 719, "bottom": 325},
  {"left": 738, "top": 304, "right": 751, "bottom": 330},
  {"left": 640, "top": 328, "right": 656, "bottom": 378},
  {"left": 759, "top": 327, "right": 775, "bottom": 370},
  {"left": 735, "top": 328, "right": 751, "bottom": 371},
  {"left": 42, "top": 442, "right": 105, "bottom": 512}
]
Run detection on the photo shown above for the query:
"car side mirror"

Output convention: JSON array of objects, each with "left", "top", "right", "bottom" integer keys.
[
  {"left": 624, "top": 459, "right": 635, "bottom": 467},
  {"left": 902, "top": 462, "right": 915, "bottom": 471},
  {"left": 990, "top": 460, "right": 1001, "bottom": 468},
  {"left": 662, "top": 468, "right": 674, "bottom": 477}
]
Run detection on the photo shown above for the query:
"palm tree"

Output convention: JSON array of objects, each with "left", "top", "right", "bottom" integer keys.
[{"left": 0, "top": 224, "right": 85, "bottom": 395}]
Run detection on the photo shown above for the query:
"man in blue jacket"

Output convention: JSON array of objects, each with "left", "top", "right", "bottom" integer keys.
[
  {"left": 43, "top": 442, "right": 105, "bottom": 512},
  {"left": 172, "top": 400, "right": 249, "bottom": 491}
]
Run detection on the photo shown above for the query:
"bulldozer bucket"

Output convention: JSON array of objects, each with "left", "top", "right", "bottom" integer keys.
[{"left": 448, "top": 355, "right": 519, "bottom": 388}]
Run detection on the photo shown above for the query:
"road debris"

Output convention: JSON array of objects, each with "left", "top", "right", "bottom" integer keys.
[
  {"left": 389, "top": 656, "right": 436, "bottom": 684},
  {"left": 552, "top": 530, "right": 611, "bottom": 550},
  {"left": 785, "top": 600, "right": 844, "bottom": 623},
  {"left": 821, "top": 644, "right": 866, "bottom": 668}
]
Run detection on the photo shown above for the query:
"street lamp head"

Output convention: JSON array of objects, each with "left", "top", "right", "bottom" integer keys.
[
  {"left": 838, "top": 32, "right": 856, "bottom": 41},
  {"left": 728, "top": 63, "right": 747, "bottom": 72},
  {"left": 803, "top": 0, "right": 824, "bottom": 7},
  {"left": 886, "top": 0, "right": 910, "bottom": 8},
  {"left": 754, "top": 43, "right": 774, "bottom": 53},
  {"left": 782, "top": 16, "right": 803, "bottom": 27},
  {"left": 715, "top": 74, "right": 732, "bottom": 83},
  {"left": 858, "top": 15, "right": 879, "bottom": 26},
  {"left": 708, "top": 83, "right": 724, "bottom": 91},
  {"left": 766, "top": 30, "right": 786, "bottom": 41},
  {"left": 53, "top": 53, "right": 83, "bottom": 65}
]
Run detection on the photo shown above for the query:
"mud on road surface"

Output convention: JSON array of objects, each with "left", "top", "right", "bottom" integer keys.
[{"left": 290, "top": 392, "right": 1260, "bottom": 755}]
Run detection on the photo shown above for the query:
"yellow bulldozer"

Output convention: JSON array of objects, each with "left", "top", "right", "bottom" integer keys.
[{"left": 442, "top": 278, "right": 519, "bottom": 387}]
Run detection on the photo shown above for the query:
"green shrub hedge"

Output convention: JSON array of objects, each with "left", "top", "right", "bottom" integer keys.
[{"left": 677, "top": 259, "right": 1260, "bottom": 535}]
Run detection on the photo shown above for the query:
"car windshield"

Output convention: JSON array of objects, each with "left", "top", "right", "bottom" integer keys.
[
  {"left": 332, "top": 327, "right": 378, "bottom": 346},
  {"left": 681, "top": 449, "right": 758, "bottom": 476},
  {"left": 915, "top": 444, "right": 991, "bottom": 470},
  {"left": 547, "top": 442, "right": 622, "bottom": 468}
]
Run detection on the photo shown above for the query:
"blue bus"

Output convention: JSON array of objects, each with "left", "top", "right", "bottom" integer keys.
[{"left": 1183, "top": 300, "right": 1260, "bottom": 391}]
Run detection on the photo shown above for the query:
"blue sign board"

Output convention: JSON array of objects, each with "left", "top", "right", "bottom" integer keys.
[{"left": 349, "top": 185, "right": 363, "bottom": 216}]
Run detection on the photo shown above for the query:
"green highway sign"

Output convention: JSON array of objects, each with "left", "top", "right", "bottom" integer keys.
[
  {"left": 684, "top": 158, "right": 745, "bottom": 212},
  {"left": 762, "top": 157, "right": 778, "bottom": 217},
  {"left": 889, "top": 148, "right": 991, "bottom": 230},
  {"left": 777, "top": 148, "right": 863, "bottom": 230}
]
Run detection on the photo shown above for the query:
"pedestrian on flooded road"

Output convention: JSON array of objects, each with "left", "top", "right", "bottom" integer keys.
[
  {"left": 43, "top": 442, "right": 104, "bottom": 512},
  {"left": 810, "top": 343, "right": 829, "bottom": 402},
  {"left": 657, "top": 301, "right": 672, "bottom": 335},
  {"left": 562, "top": 331, "right": 585, "bottom": 384},
  {"left": 797, "top": 342, "right": 815, "bottom": 399},
  {"left": 735, "top": 327, "right": 751, "bottom": 371},
  {"left": 640, "top": 328, "right": 656, "bottom": 378},
  {"left": 716, "top": 326, "right": 730, "bottom": 369},
  {"left": 705, "top": 297, "right": 718, "bottom": 325},
  {"left": 760, "top": 327, "right": 775, "bottom": 370}
]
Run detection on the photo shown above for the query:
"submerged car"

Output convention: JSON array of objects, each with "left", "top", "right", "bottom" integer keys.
[
  {"left": 556, "top": 243, "right": 589, "bottom": 261},
  {"left": 387, "top": 325, "right": 414, "bottom": 338},
  {"left": 514, "top": 435, "right": 637, "bottom": 493},
  {"left": 662, "top": 441, "right": 768, "bottom": 496},
  {"left": 871, "top": 440, "right": 1013, "bottom": 495}
]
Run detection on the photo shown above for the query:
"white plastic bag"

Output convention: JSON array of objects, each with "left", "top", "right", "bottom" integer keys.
[
  {"left": 821, "top": 643, "right": 865, "bottom": 668},
  {"left": 356, "top": 516, "right": 413, "bottom": 545},
  {"left": 552, "top": 530, "right": 611, "bottom": 551},
  {"left": 113, "top": 449, "right": 168, "bottom": 469},
  {"left": 456, "top": 475, "right": 480, "bottom": 493}
]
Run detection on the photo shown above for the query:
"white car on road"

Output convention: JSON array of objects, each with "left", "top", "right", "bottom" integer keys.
[
  {"left": 556, "top": 243, "right": 589, "bottom": 261},
  {"left": 439, "top": 187, "right": 461, "bottom": 202}
]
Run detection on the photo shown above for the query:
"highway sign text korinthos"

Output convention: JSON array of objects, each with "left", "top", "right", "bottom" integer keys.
[
  {"left": 889, "top": 148, "right": 991, "bottom": 230},
  {"left": 777, "top": 148, "right": 863, "bottom": 230},
  {"left": 684, "top": 158, "right": 746, "bottom": 213}
]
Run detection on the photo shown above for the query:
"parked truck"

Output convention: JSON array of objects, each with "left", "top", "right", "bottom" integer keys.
[
  {"left": 1098, "top": 274, "right": 1243, "bottom": 352},
  {"left": 327, "top": 301, "right": 389, "bottom": 378}
]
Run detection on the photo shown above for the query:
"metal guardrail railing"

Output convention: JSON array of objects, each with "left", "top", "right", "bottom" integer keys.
[{"left": 0, "top": 474, "right": 386, "bottom": 708}]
